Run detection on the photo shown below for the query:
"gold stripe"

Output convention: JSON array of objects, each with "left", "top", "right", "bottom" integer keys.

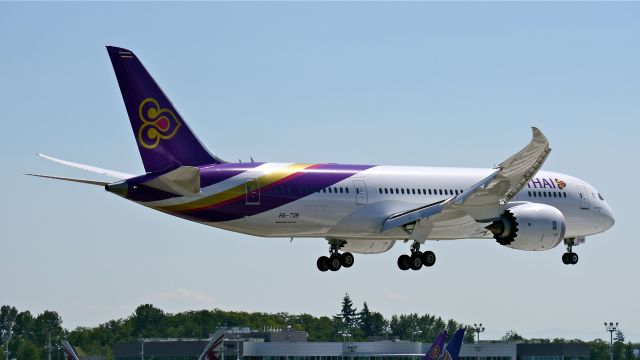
[{"left": 159, "top": 163, "right": 314, "bottom": 212}]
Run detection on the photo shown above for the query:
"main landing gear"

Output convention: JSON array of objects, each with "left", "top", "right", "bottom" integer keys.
[
  {"left": 562, "top": 238, "right": 579, "bottom": 265},
  {"left": 317, "top": 240, "right": 354, "bottom": 272},
  {"left": 397, "top": 242, "right": 436, "bottom": 271}
]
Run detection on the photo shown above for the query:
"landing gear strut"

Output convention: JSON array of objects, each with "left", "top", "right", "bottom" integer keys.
[
  {"left": 317, "top": 240, "right": 354, "bottom": 272},
  {"left": 397, "top": 242, "right": 436, "bottom": 271},
  {"left": 562, "top": 238, "right": 579, "bottom": 265}
]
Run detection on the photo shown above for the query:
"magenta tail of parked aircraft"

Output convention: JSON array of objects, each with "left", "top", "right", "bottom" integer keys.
[{"left": 29, "top": 46, "right": 614, "bottom": 272}]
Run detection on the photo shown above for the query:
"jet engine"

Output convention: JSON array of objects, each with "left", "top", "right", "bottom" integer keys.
[
  {"left": 341, "top": 239, "right": 396, "bottom": 254},
  {"left": 485, "top": 203, "right": 566, "bottom": 251}
]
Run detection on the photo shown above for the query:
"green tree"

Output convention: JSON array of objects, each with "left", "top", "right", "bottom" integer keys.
[
  {"left": 132, "top": 304, "right": 166, "bottom": 338},
  {"left": 358, "top": 302, "right": 373, "bottom": 337},
  {"left": 0, "top": 305, "right": 18, "bottom": 345},
  {"left": 335, "top": 294, "right": 358, "bottom": 330}
]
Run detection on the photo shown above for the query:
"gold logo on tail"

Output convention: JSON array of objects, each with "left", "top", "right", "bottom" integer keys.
[{"left": 137, "top": 98, "right": 182, "bottom": 149}]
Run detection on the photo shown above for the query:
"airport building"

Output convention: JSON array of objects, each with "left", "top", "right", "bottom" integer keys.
[{"left": 112, "top": 329, "right": 590, "bottom": 360}]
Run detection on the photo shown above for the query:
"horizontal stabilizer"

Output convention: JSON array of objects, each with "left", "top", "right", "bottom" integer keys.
[
  {"left": 141, "top": 166, "right": 201, "bottom": 195},
  {"left": 26, "top": 173, "right": 108, "bottom": 186},
  {"left": 37, "top": 153, "right": 134, "bottom": 179}
]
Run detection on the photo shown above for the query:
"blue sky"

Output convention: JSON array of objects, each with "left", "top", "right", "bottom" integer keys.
[{"left": 1, "top": 2, "right": 639, "bottom": 341}]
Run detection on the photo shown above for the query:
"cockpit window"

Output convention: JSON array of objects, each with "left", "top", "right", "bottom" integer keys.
[{"left": 598, "top": 193, "right": 605, "bottom": 201}]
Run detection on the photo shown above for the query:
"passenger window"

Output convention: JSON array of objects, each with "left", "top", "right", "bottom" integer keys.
[
  {"left": 379, "top": 188, "right": 382, "bottom": 194},
  {"left": 395, "top": 188, "right": 399, "bottom": 194},
  {"left": 553, "top": 192, "right": 557, "bottom": 198},
  {"left": 429, "top": 189, "right": 432, "bottom": 195},
  {"left": 412, "top": 189, "right": 416, "bottom": 195},
  {"left": 439, "top": 189, "right": 443, "bottom": 195},
  {"left": 449, "top": 189, "right": 453, "bottom": 195},
  {"left": 339, "top": 187, "right": 343, "bottom": 194},
  {"left": 538, "top": 191, "right": 542, "bottom": 197},
  {"left": 345, "top": 187, "right": 349, "bottom": 194},
  {"left": 385, "top": 188, "right": 389, "bottom": 194},
  {"left": 401, "top": 189, "right": 405, "bottom": 194},
  {"left": 423, "top": 189, "right": 427, "bottom": 194},
  {"left": 417, "top": 189, "right": 421, "bottom": 195}
]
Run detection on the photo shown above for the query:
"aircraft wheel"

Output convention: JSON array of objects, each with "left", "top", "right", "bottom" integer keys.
[
  {"left": 421, "top": 251, "right": 436, "bottom": 267},
  {"left": 317, "top": 256, "right": 330, "bottom": 272},
  {"left": 329, "top": 254, "right": 342, "bottom": 271},
  {"left": 340, "top": 252, "right": 354, "bottom": 268},
  {"left": 561, "top": 253, "right": 570, "bottom": 265},
  {"left": 397, "top": 254, "right": 411, "bottom": 271},
  {"left": 410, "top": 254, "right": 423, "bottom": 270},
  {"left": 569, "top": 253, "right": 579, "bottom": 265}
]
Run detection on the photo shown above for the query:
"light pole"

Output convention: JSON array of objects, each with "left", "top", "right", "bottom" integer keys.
[
  {"left": 473, "top": 324, "right": 485, "bottom": 360},
  {"left": 3, "top": 330, "right": 11, "bottom": 360},
  {"left": 411, "top": 328, "right": 422, "bottom": 343},
  {"left": 604, "top": 322, "right": 619, "bottom": 360},
  {"left": 472, "top": 324, "right": 485, "bottom": 343},
  {"left": 139, "top": 338, "right": 145, "bottom": 360}
]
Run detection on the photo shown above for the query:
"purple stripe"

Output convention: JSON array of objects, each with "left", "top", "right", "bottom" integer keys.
[
  {"left": 123, "top": 162, "right": 264, "bottom": 202},
  {"left": 174, "top": 164, "right": 374, "bottom": 222},
  {"left": 199, "top": 162, "right": 265, "bottom": 187}
]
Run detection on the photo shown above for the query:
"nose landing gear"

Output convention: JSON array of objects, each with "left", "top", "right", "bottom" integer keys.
[
  {"left": 397, "top": 242, "right": 436, "bottom": 271},
  {"left": 562, "top": 238, "right": 579, "bottom": 265},
  {"left": 317, "top": 240, "right": 354, "bottom": 272}
]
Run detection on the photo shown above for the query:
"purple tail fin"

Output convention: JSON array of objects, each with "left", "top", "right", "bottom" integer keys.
[
  {"left": 424, "top": 330, "right": 448, "bottom": 360},
  {"left": 445, "top": 329, "right": 466, "bottom": 360},
  {"left": 106, "top": 46, "right": 225, "bottom": 172}
]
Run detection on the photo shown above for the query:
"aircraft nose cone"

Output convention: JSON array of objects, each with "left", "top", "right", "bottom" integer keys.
[{"left": 600, "top": 204, "right": 615, "bottom": 231}]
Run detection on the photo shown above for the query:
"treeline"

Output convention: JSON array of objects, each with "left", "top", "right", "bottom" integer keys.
[{"left": 0, "top": 294, "right": 637, "bottom": 360}]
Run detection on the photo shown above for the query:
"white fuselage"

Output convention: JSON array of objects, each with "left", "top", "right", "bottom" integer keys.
[{"left": 143, "top": 164, "right": 614, "bottom": 250}]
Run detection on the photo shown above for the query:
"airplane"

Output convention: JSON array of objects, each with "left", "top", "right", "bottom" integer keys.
[
  {"left": 424, "top": 330, "right": 448, "bottom": 360},
  {"left": 443, "top": 328, "right": 465, "bottom": 360},
  {"left": 198, "top": 329, "right": 226, "bottom": 360},
  {"left": 61, "top": 340, "right": 80, "bottom": 360},
  {"left": 28, "top": 46, "right": 615, "bottom": 272}
]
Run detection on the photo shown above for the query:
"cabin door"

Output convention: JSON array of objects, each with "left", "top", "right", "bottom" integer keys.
[
  {"left": 353, "top": 180, "right": 368, "bottom": 205},
  {"left": 245, "top": 179, "right": 261, "bottom": 205}
]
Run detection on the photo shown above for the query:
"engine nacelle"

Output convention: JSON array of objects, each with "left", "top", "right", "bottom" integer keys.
[
  {"left": 486, "top": 203, "right": 566, "bottom": 251},
  {"left": 341, "top": 239, "right": 395, "bottom": 254}
]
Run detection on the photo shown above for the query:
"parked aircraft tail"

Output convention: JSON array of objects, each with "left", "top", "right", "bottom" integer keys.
[
  {"left": 424, "top": 331, "right": 448, "bottom": 360},
  {"left": 106, "top": 46, "right": 225, "bottom": 173},
  {"left": 444, "top": 328, "right": 466, "bottom": 360},
  {"left": 61, "top": 340, "right": 80, "bottom": 360},
  {"left": 198, "top": 328, "right": 227, "bottom": 360}
]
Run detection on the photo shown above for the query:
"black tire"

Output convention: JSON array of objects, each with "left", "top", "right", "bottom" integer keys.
[
  {"left": 410, "top": 254, "right": 423, "bottom": 270},
  {"left": 329, "top": 254, "right": 342, "bottom": 271},
  {"left": 340, "top": 252, "right": 354, "bottom": 268},
  {"left": 561, "top": 253, "right": 570, "bottom": 265},
  {"left": 421, "top": 251, "right": 436, "bottom": 267},
  {"left": 397, "top": 254, "right": 411, "bottom": 271},
  {"left": 570, "top": 253, "right": 579, "bottom": 265},
  {"left": 317, "top": 256, "right": 330, "bottom": 272}
]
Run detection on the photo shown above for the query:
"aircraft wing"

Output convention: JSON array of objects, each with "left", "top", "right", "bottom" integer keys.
[{"left": 381, "top": 127, "right": 550, "bottom": 236}]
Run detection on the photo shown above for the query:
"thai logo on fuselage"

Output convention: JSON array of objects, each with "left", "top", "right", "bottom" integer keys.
[
  {"left": 137, "top": 97, "right": 182, "bottom": 149},
  {"left": 527, "top": 177, "right": 566, "bottom": 190}
]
